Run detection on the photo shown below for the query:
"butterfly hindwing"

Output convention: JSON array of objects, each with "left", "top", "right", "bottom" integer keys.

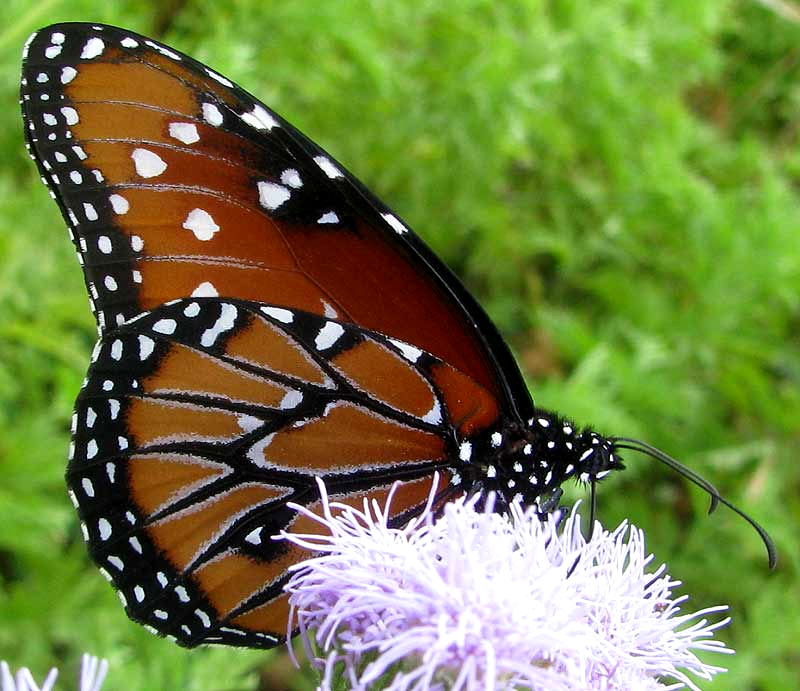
[
  {"left": 66, "top": 296, "right": 502, "bottom": 645},
  {"left": 20, "top": 22, "right": 532, "bottom": 418}
]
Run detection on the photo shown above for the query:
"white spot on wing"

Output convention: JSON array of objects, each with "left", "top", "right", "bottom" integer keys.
[
  {"left": 138, "top": 335, "right": 155, "bottom": 360},
  {"left": 22, "top": 31, "right": 37, "bottom": 59},
  {"left": 145, "top": 40, "right": 181, "bottom": 61},
  {"left": 317, "top": 211, "right": 339, "bottom": 224},
  {"left": 237, "top": 415, "right": 261, "bottom": 432},
  {"left": 321, "top": 301, "right": 337, "bottom": 318},
  {"left": 246, "top": 433, "right": 275, "bottom": 467},
  {"left": 202, "top": 102, "right": 223, "bottom": 126},
  {"left": 121, "top": 37, "right": 138, "bottom": 48},
  {"left": 98, "top": 518, "right": 111, "bottom": 540},
  {"left": 315, "top": 321, "right": 344, "bottom": 350},
  {"left": 314, "top": 155, "right": 343, "bottom": 179},
  {"left": 382, "top": 213, "right": 408, "bottom": 234},
  {"left": 132, "top": 148, "right": 167, "bottom": 178},
  {"left": 280, "top": 390, "right": 303, "bottom": 409},
  {"left": 61, "top": 107, "right": 78, "bottom": 125},
  {"left": 182, "top": 208, "right": 219, "bottom": 241},
  {"left": 280, "top": 168, "right": 302, "bottom": 188},
  {"left": 191, "top": 281, "right": 218, "bottom": 297},
  {"left": 389, "top": 338, "right": 422, "bottom": 362},
  {"left": 422, "top": 399, "right": 442, "bottom": 425},
  {"left": 81, "top": 37, "right": 105, "bottom": 59},
  {"left": 201, "top": 303, "right": 238, "bottom": 347},
  {"left": 169, "top": 122, "right": 200, "bottom": 144},
  {"left": 241, "top": 105, "right": 278, "bottom": 130},
  {"left": 152, "top": 319, "right": 177, "bottom": 335},
  {"left": 61, "top": 66, "right": 77, "bottom": 84},
  {"left": 261, "top": 306, "right": 293, "bottom": 323},
  {"left": 245, "top": 527, "right": 262, "bottom": 545},
  {"left": 257, "top": 181, "right": 291, "bottom": 210},
  {"left": 109, "top": 194, "right": 129, "bottom": 214},
  {"left": 205, "top": 68, "right": 233, "bottom": 87}
]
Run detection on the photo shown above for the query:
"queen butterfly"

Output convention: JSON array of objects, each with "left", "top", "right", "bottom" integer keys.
[{"left": 20, "top": 22, "right": 775, "bottom": 649}]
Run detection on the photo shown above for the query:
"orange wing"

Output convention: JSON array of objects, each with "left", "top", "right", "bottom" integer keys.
[
  {"left": 21, "top": 22, "right": 532, "bottom": 419},
  {"left": 66, "top": 297, "right": 498, "bottom": 646}
]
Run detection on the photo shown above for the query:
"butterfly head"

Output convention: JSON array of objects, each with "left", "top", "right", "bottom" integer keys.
[{"left": 461, "top": 411, "right": 624, "bottom": 513}]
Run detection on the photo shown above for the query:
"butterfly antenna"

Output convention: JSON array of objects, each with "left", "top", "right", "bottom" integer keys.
[
  {"left": 612, "top": 437, "right": 777, "bottom": 569},
  {"left": 613, "top": 437, "right": 721, "bottom": 513}
]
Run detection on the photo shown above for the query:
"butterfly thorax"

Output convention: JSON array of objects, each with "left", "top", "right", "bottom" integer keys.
[{"left": 455, "top": 411, "right": 623, "bottom": 513}]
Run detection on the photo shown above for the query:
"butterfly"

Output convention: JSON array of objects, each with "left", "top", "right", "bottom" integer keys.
[{"left": 20, "top": 22, "right": 776, "bottom": 649}]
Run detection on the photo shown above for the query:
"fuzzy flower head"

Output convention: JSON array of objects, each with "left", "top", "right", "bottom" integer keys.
[{"left": 280, "top": 477, "right": 732, "bottom": 691}]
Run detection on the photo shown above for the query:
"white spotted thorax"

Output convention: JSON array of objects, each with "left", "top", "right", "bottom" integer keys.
[{"left": 452, "top": 411, "right": 621, "bottom": 513}]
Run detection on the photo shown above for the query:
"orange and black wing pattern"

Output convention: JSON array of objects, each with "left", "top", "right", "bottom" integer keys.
[
  {"left": 19, "top": 23, "right": 531, "bottom": 647},
  {"left": 65, "top": 297, "right": 501, "bottom": 646},
  {"left": 20, "top": 22, "right": 531, "bottom": 418}
]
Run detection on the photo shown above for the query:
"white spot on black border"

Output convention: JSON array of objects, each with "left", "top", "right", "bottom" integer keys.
[
  {"left": 314, "top": 321, "right": 344, "bottom": 350},
  {"left": 257, "top": 181, "right": 290, "bottom": 210},
  {"left": 314, "top": 155, "right": 343, "bottom": 179},
  {"left": 80, "top": 37, "right": 105, "bottom": 60}
]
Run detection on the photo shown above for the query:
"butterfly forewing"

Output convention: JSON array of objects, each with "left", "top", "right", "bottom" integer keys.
[{"left": 20, "top": 22, "right": 532, "bottom": 416}]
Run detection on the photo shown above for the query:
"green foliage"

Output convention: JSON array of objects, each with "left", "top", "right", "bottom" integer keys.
[{"left": 1, "top": 1, "right": 798, "bottom": 688}]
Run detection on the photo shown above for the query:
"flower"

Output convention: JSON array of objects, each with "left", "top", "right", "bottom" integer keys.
[
  {"left": 0, "top": 655, "right": 107, "bottom": 691},
  {"left": 279, "top": 477, "right": 732, "bottom": 691}
]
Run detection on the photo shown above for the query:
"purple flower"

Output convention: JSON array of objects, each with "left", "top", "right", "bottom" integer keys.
[
  {"left": 1, "top": 655, "right": 107, "bottom": 691},
  {"left": 280, "top": 476, "right": 732, "bottom": 691}
]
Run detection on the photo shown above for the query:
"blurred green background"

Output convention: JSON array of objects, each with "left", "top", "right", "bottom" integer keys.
[{"left": 1, "top": 0, "right": 798, "bottom": 689}]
